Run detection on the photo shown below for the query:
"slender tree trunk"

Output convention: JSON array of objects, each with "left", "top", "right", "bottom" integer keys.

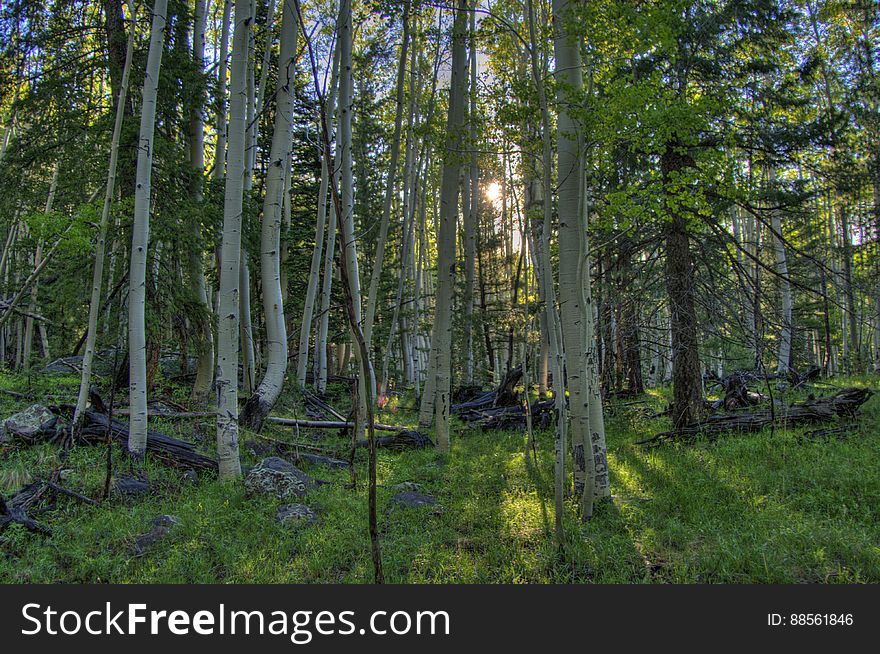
[
  {"left": 769, "top": 168, "right": 792, "bottom": 374},
  {"left": 24, "top": 163, "right": 59, "bottom": 371},
  {"left": 213, "top": 0, "right": 232, "bottom": 180},
  {"left": 127, "top": 0, "right": 167, "bottom": 458},
  {"left": 335, "top": 0, "right": 369, "bottom": 442},
  {"left": 240, "top": 0, "right": 298, "bottom": 431},
  {"left": 216, "top": 0, "right": 252, "bottom": 480},
  {"left": 296, "top": 37, "right": 340, "bottom": 388},
  {"left": 190, "top": 0, "right": 215, "bottom": 404},
  {"left": 363, "top": 0, "right": 411, "bottom": 360},
  {"left": 426, "top": 0, "right": 468, "bottom": 452},
  {"left": 463, "top": 6, "right": 478, "bottom": 385}
]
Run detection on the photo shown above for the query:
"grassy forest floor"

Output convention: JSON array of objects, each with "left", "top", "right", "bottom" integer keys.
[{"left": 1, "top": 370, "right": 879, "bottom": 583}]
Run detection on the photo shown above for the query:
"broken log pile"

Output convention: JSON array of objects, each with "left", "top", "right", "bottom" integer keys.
[
  {"left": 639, "top": 387, "right": 874, "bottom": 446},
  {"left": 451, "top": 366, "right": 554, "bottom": 431}
]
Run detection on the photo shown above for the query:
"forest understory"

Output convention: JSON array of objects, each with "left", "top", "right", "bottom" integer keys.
[{"left": 1, "top": 369, "right": 878, "bottom": 584}]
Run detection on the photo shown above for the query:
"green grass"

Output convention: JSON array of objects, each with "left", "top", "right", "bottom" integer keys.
[{"left": 1, "top": 370, "right": 878, "bottom": 583}]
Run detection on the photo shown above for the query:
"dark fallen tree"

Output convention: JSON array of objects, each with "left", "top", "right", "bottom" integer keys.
[
  {"left": 455, "top": 399, "right": 555, "bottom": 431},
  {"left": 355, "top": 430, "right": 433, "bottom": 450},
  {"left": 0, "top": 477, "right": 97, "bottom": 535},
  {"left": 638, "top": 387, "right": 874, "bottom": 446},
  {"left": 79, "top": 410, "right": 218, "bottom": 471},
  {"left": 707, "top": 371, "right": 768, "bottom": 411},
  {"left": 266, "top": 417, "right": 409, "bottom": 433},
  {"left": 451, "top": 365, "right": 523, "bottom": 414},
  {"left": 450, "top": 366, "right": 556, "bottom": 432}
]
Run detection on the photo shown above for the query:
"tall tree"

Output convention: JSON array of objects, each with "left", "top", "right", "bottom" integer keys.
[
  {"left": 127, "top": 0, "right": 168, "bottom": 458},
  {"left": 240, "top": 0, "right": 299, "bottom": 431},
  {"left": 216, "top": 0, "right": 253, "bottom": 480}
]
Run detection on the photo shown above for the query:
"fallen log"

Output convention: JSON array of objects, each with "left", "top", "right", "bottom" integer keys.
[
  {"left": 355, "top": 430, "right": 433, "bottom": 450},
  {"left": 798, "top": 424, "right": 860, "bottom": 442},
  {"left": 113, "top": 409, "right": 216, "bottom": 420},
  {"left": 79, "top": 410, "right": 218, "bottom": 470},
  {"left": 638, "top": 387, "right": 874, "bottom": 446},
  {"left": 0, "top": 493, "right": 52, "bottom": 535},
  {"left": 266, "top": 417, "right": 408, "bottom": 433},
  {"left": 300, "top": 390, "right": 347, "bottom": 421}
]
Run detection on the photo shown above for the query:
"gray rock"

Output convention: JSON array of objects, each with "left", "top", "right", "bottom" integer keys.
[
  {"left": 244, "top": 457, "right": 320, "bottom": 499},
  {"left": 277, "top": 503, "right": 317, "bottom": 526},
  {"left": 133, "top": 515, "right": 180, "bottom": 556},
  {"left": 113, "top": 475, "right": 150, "bottom": 497},
  {"left": 390, "top": 490, "right": 437, "bottom": 509},
  {"left": 3, "top": 405, "right": 57, "bottom": 442},
  {"left": 182, "top": 470, "right": 198, "bottom": 484}
]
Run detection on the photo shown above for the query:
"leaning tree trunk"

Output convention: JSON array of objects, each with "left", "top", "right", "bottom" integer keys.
[
  {"left": 240, "top": 0, "right": 298, "bottom": 431},
  {"left": 215, "top": 0, "right": 252, "bottom": 480},
  {"left": 127, "top": 0, "right": 167, "bottom": 458}
]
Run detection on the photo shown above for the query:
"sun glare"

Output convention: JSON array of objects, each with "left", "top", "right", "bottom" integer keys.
[{"left": 485, "top": 181, "right": 501, "bottom": 202}]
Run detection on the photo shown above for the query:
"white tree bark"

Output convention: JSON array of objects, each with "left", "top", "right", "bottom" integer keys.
[
  {"left": 429, "top": 0, "right": 468, "bottom": 451},
  {"left": 23, "top": 162, "right": 58, "bottom": 371},
  {"left": 216, "top": 0, "right": 252, "bottom": 479},
  {"left": 127, "top": 0, "right": 168, "bottom": 457},
  {"left": 190, "top": 0, "right": 215, "bottom": 404},
  {"left": 769, "top": 167, "right": 793, "bottom": 374},
  {"left": 363, "top": 0, "right": 411, "bottom": 358},
  {"left": 298, "top": 35, "right": 341, "bottom": 388},
  {"left": 552, "top": 0, "right": 596, "bottom": 517},
  {"left": 463, "top": 6, "right": 478, "bottom": 384},
  {"left": 213, "top": 0, "right": 232, "bottom": 181},
  {"left": 240, "top": 0, "right": 298, "bottom": 431}
]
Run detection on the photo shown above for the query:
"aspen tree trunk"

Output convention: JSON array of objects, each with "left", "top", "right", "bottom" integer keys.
[
  {"left": 769, "top": 168, "right": 792, "bottom": 374},
  {"left": 336, "top": 0, "right": 369, "bottom": 440},
  {"left": 839, "top": 205, "right": 859, "bottom": 371},
  {"left": 24, "top": 163, "right": 59, "bottom": 371},
  {"left": 190, "top": 0, "right": 216, "bottom": 404},
  {"left": 527, "top": 0, "right": 568, "bottom": 549},
  {"left": 216, "top": 0, "right": 252, "bottom": 480},
  {"left": 874, "top": 170, "right": 880, "bottom": 373},
  {"left": 213, "top": 0, "right": 232, "bottom": 180},
  {"left": 580, "top": 166, "right": 610, "bottom": 500},
  {"left": 296, "top": 38, "right": 340, "bottom": 388},
  {"left": 426, "top": 0, "right": 468, "bottom": 452},
  {"left": 381, "top": 46, "right": 420, "bottom": 396},
  {"left": 463, "top": 5, "right": 478, "bottom": 385},
  {"left": 363, "top": 0, "right": 411, "bottom": 357},
  {"left": 238, "top": 0, "right": 258, "bottom": 394},
  {"left": 552, "top": 0, "right": 595, "bottom": 517},
  {"left": 127, "top": 0, "right": 167, "bottom": 458},
  {"left": 240, "top": 0, "right": 298, "bottom": 431}
]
